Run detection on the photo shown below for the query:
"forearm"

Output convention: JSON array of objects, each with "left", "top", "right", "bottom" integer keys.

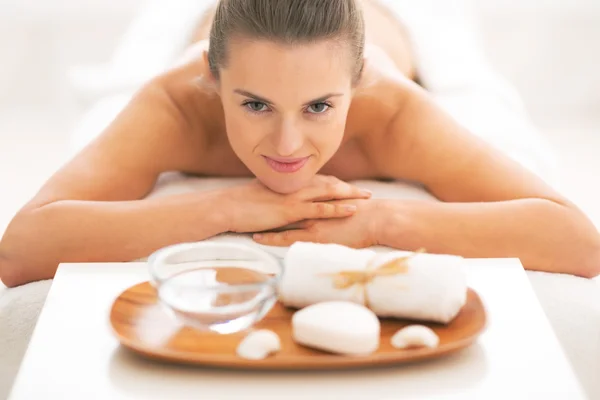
[
  {"left": 0, "top": 190, "right": 229, "bottom": 286},
  {"left": 378, "top": 199, "right": 600, "bottom": 277}
]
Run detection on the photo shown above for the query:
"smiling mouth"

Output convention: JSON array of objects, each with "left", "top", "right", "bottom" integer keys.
[{"left": 262, "top": 156, "right": 311, "bottom": 173}]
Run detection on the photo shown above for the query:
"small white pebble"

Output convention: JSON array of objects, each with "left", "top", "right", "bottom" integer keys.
[
  {"left": 391, "top": 325, "right": 439, "bottom": 349},
  {"left": 236, "top": 329, "right": 281, "bottom": 360}
]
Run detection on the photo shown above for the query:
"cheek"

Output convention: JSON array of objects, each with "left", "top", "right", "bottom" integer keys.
[
  {"left": 222, "top": 105, "right": 268, "bottom": 149},
  {"left": 307, "top": 110, "right": 349, "bottom": 151}
]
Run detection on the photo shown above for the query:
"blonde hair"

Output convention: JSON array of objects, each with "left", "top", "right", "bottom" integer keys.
[{"left": 207, "top": 0, "right": 365, "bottom": 83}]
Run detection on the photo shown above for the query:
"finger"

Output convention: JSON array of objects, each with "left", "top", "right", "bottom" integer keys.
[
  {"left": 275, "top": 220, "right": 316, "bottom": 231},
  {"left": 269, "top": 220, "right": 308, "bottom": 232},
  {"left": 312, "top": 174, "right": 338, "bottom": 186},
  {"left": 298, "top": 182, "right": 372, "bottom": 202},
  {"left": 316, "top": 182, "right": 371, "bottom": 201},
  {"left": 293, "top": 220, "right": 315, "bottom": 229},
  {"left": 303, "top": 202, "right": 357, "bottom": 220},
  {"left": 253, "top": 229, "right": 315, "bottom": 246}
]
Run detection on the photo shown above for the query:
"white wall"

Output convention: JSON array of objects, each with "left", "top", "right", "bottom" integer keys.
[
  {"left": 474, "top": 0, "right": 600, "bottom": 128},
  {"left": 0, "top": 0, "right": 146, "bottom": 131}
]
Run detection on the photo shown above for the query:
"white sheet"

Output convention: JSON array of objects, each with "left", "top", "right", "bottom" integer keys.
[{"left": 0, "top": 279, "right": 52, "bottom": 396}]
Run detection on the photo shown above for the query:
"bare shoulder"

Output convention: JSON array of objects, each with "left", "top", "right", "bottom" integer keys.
[
  {"left": 354, "top": 43, "right": 416, "bottom": 114},
  {"left": 159, "top": 39, "right": 219, "bottom": 137},
  {"left": 102, "top": 47, "right": 217, "bottom": 174},
  {"left": 21, "top": 49, "right": 217, "bottom": 209},
  {"left": 348, "top": 44, "right": 415, "bottom": 164},
  {"left": 357, "top": 63, "right": 566, "bottom": 204}
]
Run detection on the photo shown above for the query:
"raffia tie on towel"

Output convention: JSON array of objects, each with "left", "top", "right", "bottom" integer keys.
[{"left": 320, "top": 248, "right": 426, "bottom": 309}]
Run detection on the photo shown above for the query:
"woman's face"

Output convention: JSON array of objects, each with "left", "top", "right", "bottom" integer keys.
[{"left": 213, "top": 39, "right": 355, "bottom": 194}]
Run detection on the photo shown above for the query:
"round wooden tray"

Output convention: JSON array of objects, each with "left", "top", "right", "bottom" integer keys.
[{"left": 110, "top": 282, "right": 487, "bottom": 370}]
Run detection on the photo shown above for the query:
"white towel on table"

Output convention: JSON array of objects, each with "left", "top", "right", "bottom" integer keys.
[
  {"left": 366, "top": 251, "right": 468, "bottom": 323},
  {"left": 279, "top": 242, "right": 468, "bottom": 324},
  {"left": 279, "top": 243, "right": 376, "bottom": 307}
]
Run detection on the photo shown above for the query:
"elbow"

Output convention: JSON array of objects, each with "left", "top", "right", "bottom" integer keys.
[
  {"left": 576, "top": 214, "right": 600, "bottom": 279},
  {"left": 0, "top": 212, "right": 47, "bottom": 288},
  {"left": 0, "top": 247, "right": 26, "bottom": 288},
  {"left": 0, "top": 242, "right": 47, "bottom": 288},
  {"left": 578, "top": 240, "right": 600, "bottom": 279},
  {"left": 565, "top": 222, "right": 600, "bottom": 279},
  {"left": 557, "top": 204, "right": 600, "bottom": 279},
  {"left": 0, "top": 249, "right": 54, "bottom": 288}
]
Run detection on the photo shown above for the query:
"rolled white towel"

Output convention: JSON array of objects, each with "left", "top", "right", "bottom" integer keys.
[
  {"left": 279, "top": 242, "right": 468, "bottom": 324},
  {"left": 366, "top": 251, "right": 468, "bottom": 323},
  {"left": 278, "top": 242, "right": 376, "bottom": 308}
]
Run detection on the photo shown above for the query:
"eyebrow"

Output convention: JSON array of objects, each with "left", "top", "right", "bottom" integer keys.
[{"left": 234, "top": 89, "right": 343, "bottom": 106}]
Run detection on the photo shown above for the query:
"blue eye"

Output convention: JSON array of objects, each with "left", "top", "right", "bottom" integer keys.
[
  {"left": 245, "top": 101, "right": 268, "bottom": 112},
  {"left": 307, "top": 103, "right": 330, "bottom": 114}
]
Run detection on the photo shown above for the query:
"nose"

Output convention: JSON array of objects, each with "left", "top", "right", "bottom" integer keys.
[{"left": 273, "top": 118, "right": 304, "bottom": 157}]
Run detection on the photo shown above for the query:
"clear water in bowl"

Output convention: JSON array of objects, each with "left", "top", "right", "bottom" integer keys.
[{"left": 157, "top": 266, "right": 277, "bottom": 334}]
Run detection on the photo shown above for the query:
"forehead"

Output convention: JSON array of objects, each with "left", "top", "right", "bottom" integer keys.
[{"left": 220, "top": 39, "right": 353, "bottom": 100}]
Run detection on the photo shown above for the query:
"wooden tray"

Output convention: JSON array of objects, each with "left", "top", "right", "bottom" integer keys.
[{"left": 110, "top": 282, "right": 487, "bottom": 370}]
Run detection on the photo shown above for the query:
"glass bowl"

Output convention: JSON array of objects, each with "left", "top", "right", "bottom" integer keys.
[{"left": 147, "top": 242, "right": 283, "bottom": 334}]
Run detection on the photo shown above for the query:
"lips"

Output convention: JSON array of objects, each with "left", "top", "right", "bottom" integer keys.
[{"left": 263, "top": 156, "right": 310, "bottom": 173}]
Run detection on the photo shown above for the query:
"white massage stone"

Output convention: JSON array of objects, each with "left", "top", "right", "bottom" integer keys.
[
  {"left": 391, "top": 325, "right": 439, "bottom": 349},
  {"left": 292, "top": 301, "right": 380, "bottom": 356},
  {"left": 236, "top": 329, "right": 281, "bottom": 360}
]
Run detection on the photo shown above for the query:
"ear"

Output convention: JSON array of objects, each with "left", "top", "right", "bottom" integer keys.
[
  {"left": 358, "top": 56, "right": 368, "bottom": 82},
  {"left": 201, "top": 49, "right": 220, "bottom": 90},
  {"left": 202, "top": 50, "right": 214, "bottom": 79},
  {"left": 202, "top": 49, "right": 210, "bottom": 69},
  {"left": 351, "top": 56, "right": 369, "bottom": 93}
]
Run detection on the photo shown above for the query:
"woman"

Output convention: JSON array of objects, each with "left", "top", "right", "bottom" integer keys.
[{"left": 0, "top": 0, "right": 598, "bottom": 287}]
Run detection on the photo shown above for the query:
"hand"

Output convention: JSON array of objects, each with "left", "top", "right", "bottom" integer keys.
[
  {"left": 224, "top": 175, "right": 372, "bottom": 233},
  {"left": 252, "top": 199, "right": 386, "bottom": 248}
]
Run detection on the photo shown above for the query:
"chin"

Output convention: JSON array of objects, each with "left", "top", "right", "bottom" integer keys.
[{"left": 258, "top": 173, "right": 312, "bottom": 195}]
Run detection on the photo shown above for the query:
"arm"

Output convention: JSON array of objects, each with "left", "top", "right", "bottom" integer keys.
[
  {"left": 0, "top": 192, "right": 229, "bottom": 287},
  {"left": 374, "top": 78, "right": 600, "bottom": 277},
  {"left": 0, "top": 59, "right": 218, "bottom": 287}
]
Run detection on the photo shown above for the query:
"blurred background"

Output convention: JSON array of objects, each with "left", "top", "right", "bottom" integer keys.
[{"left": 0, "top": 0, "right": 599, "bottom": 234}]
